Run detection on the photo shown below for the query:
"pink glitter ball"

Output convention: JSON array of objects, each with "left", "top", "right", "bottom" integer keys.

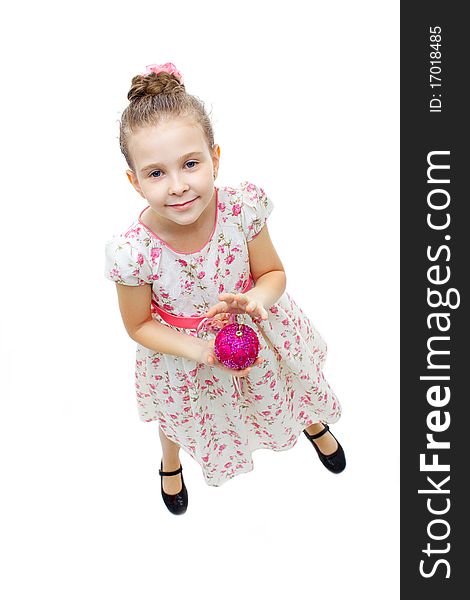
[{"left": 214, "top": 322, "right": 260, "bottom": 370}]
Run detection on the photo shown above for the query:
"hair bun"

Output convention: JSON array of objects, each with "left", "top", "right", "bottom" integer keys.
[{"left": 128, "top": 71, "right": 185, "bottom": 102}]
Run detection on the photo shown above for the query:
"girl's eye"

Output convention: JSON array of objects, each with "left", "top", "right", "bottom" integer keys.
[{"left": 149, "top": 161, "right": 197, "bottom": 178}]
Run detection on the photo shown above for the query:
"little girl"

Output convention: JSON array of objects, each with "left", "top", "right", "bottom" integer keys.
[{"left": 104, "top": 62, "right": 346, "bottom": 515}]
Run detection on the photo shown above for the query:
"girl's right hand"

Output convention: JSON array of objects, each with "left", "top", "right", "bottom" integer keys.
[{"left": 197, "top": 338, "right": 264, "bottom": 377}]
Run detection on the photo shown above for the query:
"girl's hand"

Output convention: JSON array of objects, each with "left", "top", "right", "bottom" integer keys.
[
  {"left": 205, "top": 292, "right": 269, "bottom": 322},
  {"left": 197, "top": 338, "right": 265, "bottom": 377}
]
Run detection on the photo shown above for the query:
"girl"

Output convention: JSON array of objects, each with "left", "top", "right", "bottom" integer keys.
[{"left": 104, "top": 62, "right": 345, "bottom": 516}]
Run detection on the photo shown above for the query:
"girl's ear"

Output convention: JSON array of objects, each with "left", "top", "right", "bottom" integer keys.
[
  {"left": 126, "top": 170, "right": 146, "bottom": 199},
  {"left": 212, "top": 144, "right": 221, "bottom": 175}
]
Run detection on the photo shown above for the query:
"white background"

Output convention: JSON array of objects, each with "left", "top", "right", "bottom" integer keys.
[{"left": 1, "top": 1, "right": 399, "bottom": 598}]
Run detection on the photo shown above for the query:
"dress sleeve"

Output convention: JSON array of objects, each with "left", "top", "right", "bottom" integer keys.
[
  {"left": 104, "top": 235, "right": 154, "bottom": 286},
  {"left": 239, "top": 180, "right": 274, "bottom": 242}
]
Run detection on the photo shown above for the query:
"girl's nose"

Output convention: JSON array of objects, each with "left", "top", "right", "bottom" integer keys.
[{"left": 168, "top": 176, "right": 189, "bottom": 195}]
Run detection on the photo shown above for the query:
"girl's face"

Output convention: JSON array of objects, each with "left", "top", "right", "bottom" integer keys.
[{"left": 126, "top": 117, "right": 220, "bottom": 232}]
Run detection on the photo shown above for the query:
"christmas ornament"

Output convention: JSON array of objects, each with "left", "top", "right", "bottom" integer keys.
[{"left": 214, "top": 320, "right": 260, "bottom": 370}]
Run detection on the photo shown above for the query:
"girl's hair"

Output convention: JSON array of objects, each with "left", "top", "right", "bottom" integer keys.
[{"left": 119, "top": 70, "right": 214, "bottom": 172}]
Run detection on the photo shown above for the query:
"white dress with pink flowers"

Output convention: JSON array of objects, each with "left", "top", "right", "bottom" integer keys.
[{"left": 104, "top": 181, "right": 341, "bottom": 487}]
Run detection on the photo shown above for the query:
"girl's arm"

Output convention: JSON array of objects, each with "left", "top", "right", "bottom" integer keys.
[
  {"left": 114, "top": 283, "right": 263, "bottom": 377},
  {"left": 244, "top": 224, "right": 287, "bottom": 308},
  {"left": 245, "top": 270, "right": 286, "bottom": 311},
  {"left": 115, "top": 283, "right": 206, "bottom": 361},
  {"left": 204, "top": 224, "right": 286, "bottom": 320}
]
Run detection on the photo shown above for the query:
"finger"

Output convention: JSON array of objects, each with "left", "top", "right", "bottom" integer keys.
[
  {"left": 237, "top": 294, "right": 250, "bottom": 306},
  {"left": 208, "top": 302, "right": 225, "bottom": 314},
  {"left": 253, "top": 306, "right": 268, "bottom": 320},
  {"left": 236, "top": 367, "right": 252, "bottom": 378},
  {"left": 219, "top": 293, "right": 235, "bottom": 302},
  {"left": 205, "top": 301, "right": 228, "bottom": 316},
  {"left": 251, "top": 307, "right": 266, "bottom": 321}
]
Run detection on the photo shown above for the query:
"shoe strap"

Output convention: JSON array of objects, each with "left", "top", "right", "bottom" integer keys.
[
  {"left": 159, "top": 464, "right": 183, "bottom": 476},
  {"left": 305, "top": 423, "right": 330, "bottom": 440}
]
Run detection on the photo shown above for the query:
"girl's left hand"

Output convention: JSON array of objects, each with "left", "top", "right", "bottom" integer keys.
[{"left": 205, "top": 293, "right": 269, "bottom": 322}]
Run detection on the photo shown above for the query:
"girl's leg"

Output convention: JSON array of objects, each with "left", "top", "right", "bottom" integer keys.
[
  {"left": 159, "top": 426, "right": 183, "bottom": 494},
  {"left": 304, "top": 422, "right": 338, "bottom": 455}
]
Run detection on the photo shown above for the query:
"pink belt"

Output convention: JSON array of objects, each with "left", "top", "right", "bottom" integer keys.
[{"left": 151, "top": 274, "right": 255, "bottom": 334}]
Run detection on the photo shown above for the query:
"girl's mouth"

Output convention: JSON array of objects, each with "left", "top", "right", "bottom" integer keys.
[{"left": 169, "top": 197, "right": 198, "bottom": 210}]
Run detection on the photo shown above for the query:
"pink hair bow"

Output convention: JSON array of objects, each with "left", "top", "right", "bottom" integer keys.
[{"left": 142, "top": 62, "right": 184, "bottom": 83}]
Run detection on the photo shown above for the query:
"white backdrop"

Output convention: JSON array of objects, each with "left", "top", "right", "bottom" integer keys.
[{"left": 1, "top": 1, "right": 399, "bottom": 598}]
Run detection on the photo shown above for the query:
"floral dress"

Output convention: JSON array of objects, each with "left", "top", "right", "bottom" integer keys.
[{"left": 104, "top": 181, "right": 342, "bottom": 487}]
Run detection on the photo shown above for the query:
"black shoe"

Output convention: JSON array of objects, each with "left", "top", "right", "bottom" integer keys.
[
  {"left": 159, "top": 459, "right": 188, "bottom": 515},
  {"left": 303, "top": 423, "right": 346, "bottom": 474}
]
